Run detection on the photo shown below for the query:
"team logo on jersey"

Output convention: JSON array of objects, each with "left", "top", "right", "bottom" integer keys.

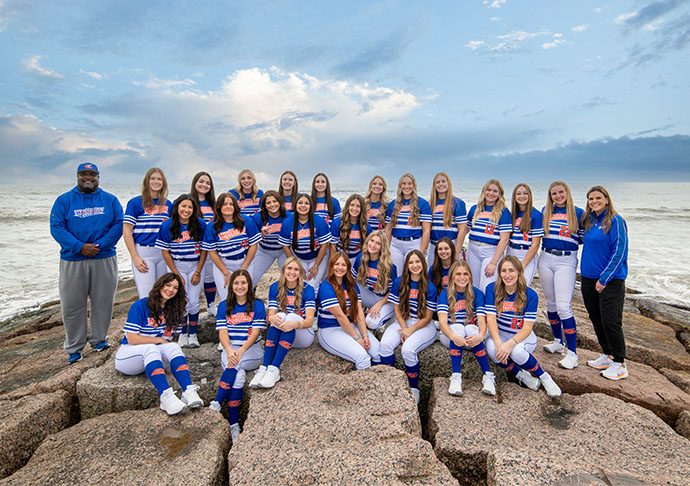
[
  {"left": 238, "top": 198, "right": 259, "bottom": 208},
  {"left": 501, "top": 301, "right": 516, "bottom": 312},
  {"left": 227, "top": 312, "right": 254, "bottom": 325},
  {"left": 434, "top": 204, "right": 444, "bottom": 214},
  {"left": 367, "top": 267, "right": 379, "bottom": 279},
  {"left": 174, "top": 231, "right": 192, "bottom": 243},
  {"left": 350, "top": 230, "right": 360, "bottom": 240},
  {"left": 478, "top": 211, "right": 492, "bottom": 219},
  {"left": 551, "top": 213, "right": 568, "bottom": 220},
  {"left": 367, "top": 208, "right": 380, "bottom": 217},
  {"left": 219, "top": 227, "right": 245, "bottom": 240},
  {"left": 453, "top": 300, "right": 466, "bottom": 312},
  {"left": 409, "top": 289, "right": 419, "bottom": 299},
  {"left": 264, "top": 223, "right": 282, "bottom": 234},
  {"left": 442, "top": 275, "right": 448, "bottom": 287},
  {"left": 144, "top": 205, "right": 168, "bottom": 216},
  {"left": 147, "top": 316, "right": 167, "bottom": 328},
  {"left": 73, "top": 207, "right": 105, "bottom": 218},
  {"left": 297, "top": 228, "right": 312, "bottom": 239},
  {"left": 201, "top": 206, "right": 213, "bottom": 214}
]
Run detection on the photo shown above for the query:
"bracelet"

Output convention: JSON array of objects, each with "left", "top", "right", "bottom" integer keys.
[{"left": 510, "top": 338, "right": 517, "bottom": 345}]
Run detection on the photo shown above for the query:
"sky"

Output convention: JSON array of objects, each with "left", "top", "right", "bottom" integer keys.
[{"left": 0, "top": 0, "right": 689, "bottom": 187}]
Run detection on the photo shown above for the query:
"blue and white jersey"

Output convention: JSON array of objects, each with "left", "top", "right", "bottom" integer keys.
[
  {"left": 429, "top": 265, "right": 450, "bottom": 292},
  {"left": 437, "top": 287, "right": 485, "bottom": 326},
  {"left": 215, "top": 299, "right": 267, "bottom": 346},
  {"left": 198, "top": 199, "right": 214, "bottom": 222},
  {"left": 466, "top": 205, "right": 512, "bottom": 245},
  {"left": 124, "top": 196, "right": 173, "bottom": 246},
  {"left": 278, "top": 214, "right": 331, "bottom": 261},
  {"left": 366, "top": 200, "right": 386, "bottom": 231},
  {"left": 314, "top": 196, "right": 341, "bottom": 226},
  {"left": 283, "top": 195, "right": 293, "bottom": 213},
  {"left": 228, "top": 189, "right": 263, "bottom": 218},
  {"left": 389, "top": 278, "right": 437, "bottom": 319},
  {"left": 385, "top": 197, "right": 433, "bottom": 239},
  {"left": 541, "top": 205, "right": 585, "bottom": 252},
  {"left": 330, "top": 218, "right": 373, "bottom": 259},
  {"left": 267, "top": 281, "right": 316, "bottom": 318},
  {"left": 317, "top": 280, "right": 361, "bottom": 328},
  {"left": 510, "top": 208, "right": 544, "bottom": 247},
  {"left": 121, "top": 298, "right": 179, "bottom": 344},
  {"left": 484, "top": 283, "right": 538, "bottom": 336},
  {"left": 581, "top": 211, "right": 628, "bottom": 284},
  {"left": 155, "top": 218, "right": 206, "bottom": 262},
  {"left": 251, "top": 212, "right": 287, "bottom": 251},
  {"left": 352, "top": 254, "right": 397, "bottom": 297},
  {"left": 430, "top": 197, "right": 467, "bottom": 243},
  {"left": 202, "top": 217, "right": 260, "bottom": 260}
]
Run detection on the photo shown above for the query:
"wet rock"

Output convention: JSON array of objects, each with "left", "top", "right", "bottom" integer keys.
[
  {"left": 0, "top": 390, "right": 72, "bottom": 479},
  {"left": 428, "top": 379, "right": 690, "bottom": 486},
  {"left": 659, "top": 368, "right": 690, "bottom": 394},
  {"left": 675, "top": 410, "right": 690, "bottom": 440},
  {"left": 0, "top": 408, "right": 229, "bottom": 486}
]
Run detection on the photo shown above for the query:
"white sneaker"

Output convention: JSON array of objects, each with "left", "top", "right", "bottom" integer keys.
[
  {"left": 181, "top": 384, "right": 204, "bottom": 408},
  {"left": 587, "top": 354, "right": 613, "bottom": 370},
  {"left": 516, "top": 370, "right": 540, "bottom": 391},
  {"left": 207, "top": 302, "right": 217, "bottom": 316},
  {"left": 540, "top": 372, "right": 562, "bottom": 397},
  {"left": 481, "top": 372, "right": 497, "bottom": 396},
  {"left": 558, "top": 350, "right": 579, "bottom": 370},
  {"left": 208, "top": 400, "right": 221, "bottom": 412},
  {"left": 543, "top": 340, "right": 565, "bottom": 354},
  {"left": 178, "top": 333, "right": 189, "bottom": 348},
  {"left": 259, "top": 366, "right": 281, "bottom": 389},
  {"left": 217, "top": 342, "right": 224, "bottom": 351},
  {"left": 187, "top": 333, "right": 200, "bottom": 348},
  {"left": 448, "top": 373, "right": 463, "bottom": 396},
  {"left": 601, "top": 362, "right": 629, "bottom": 380},
  {"left": 411, "top": 387, "right": 420, "bottom": 404},
  {"left": 230, "top": 423, "right": 241, "bottom": 443},
  {"left": 159, "top": 388, "right": 186, "bottom": 415},
  {"left": 249, "top": 366, "right": 267, "bottom": 389}
]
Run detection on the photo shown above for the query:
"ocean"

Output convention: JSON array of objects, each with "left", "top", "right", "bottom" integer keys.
[{"left": 1, "top": 181, "right": 687, "bottom": 323}]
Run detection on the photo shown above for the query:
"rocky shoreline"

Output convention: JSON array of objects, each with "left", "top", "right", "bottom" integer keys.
[{"left": 1, "top": 267, "right": 689, "bottom": 485}]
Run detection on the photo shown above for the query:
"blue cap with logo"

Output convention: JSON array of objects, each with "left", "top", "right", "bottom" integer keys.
[{"left": 77, "top": 162, "right": 100, "bottom": 174}]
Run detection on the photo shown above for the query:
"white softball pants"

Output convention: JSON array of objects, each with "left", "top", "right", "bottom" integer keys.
[
  {"left": 212, "top": 257, "right": 244, "bottom": 301},
  {"left": 317, "top": 326, "right": 381, "bottom": 370},
  {"left": 467, "top": 242, "right": 503, "bottom": 293},
  {"left": 537, "top": 251, "right": 578, "bottom": 319},
  {"left": 506, "top": 247, "right": 539, "bottom": 287},
  {"left": 438, "top": 324, "right": 480, "bottom": 348},
  {"left": 485, "top": 330, "right": 538, "bottom": 366},
  {"left": 249, "top": 246, "right": 286, "bottom": 286},
  {"left": 390, "top": 238, "right": 421, "bottom": 277},
  {"left": 379, "top": 318, "right": 437, "bottom": 367},
  {"left": 132, "top": 244, "right": 170, "bottom": 298},
  {"left": 359, "top": 286, "right": 396, "bottom": 330},
  {"left": 275, "top": 312, "right": 315, "bottom": 348},
  {"left": 220, "top": 342, "right": 263, "bottom": 389},
  {"left": 174, "top": 260, "right": 202, "bottom": 315},
  {"left": 115, "top": 342, "right": 184, "bottom": 375},
  {"left": 297, "top": 255, "right": 328, "bottom": 292}
]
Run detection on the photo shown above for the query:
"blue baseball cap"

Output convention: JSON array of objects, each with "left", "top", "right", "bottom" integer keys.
[{"left": 77, "top": 162, "right": 100, "bottom": 174}]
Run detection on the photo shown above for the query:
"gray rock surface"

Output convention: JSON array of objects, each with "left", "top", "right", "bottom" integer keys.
[
  {"left": 428, "top": 379, "right": 690, "bottom": 486},
  {"left": 0, "top": 390, "right": 73, "bottom": 479},
  {"left": 0, "top": 408, "right": 230, "bottom": 486},
  {"left": 630, "top": 296, "right": 690, "bottom": 335}
]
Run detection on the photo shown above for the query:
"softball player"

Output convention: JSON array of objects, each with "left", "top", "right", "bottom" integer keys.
[
  {"left": 228, "top": 169, "right": 263, "bottom": 218},
  {"left": 330, "top": 194, "right": 373, "bottom": 266},
  {"left": 190, "top": 171, "right": 218, "bottom": 316},
  {"left": 278, "top": 170, "right": 298, "bottom": 213},
  {"left": 311, "top": 173, "right": 341, "bottom": 226},
  {"left": 428, "top": 172, "right": 467, "bottom": 269},
  {"left": 114, "top": 273, "right": 204, "bottom": 415},
  {"left": 507, "top": 183, "right": 543, "bottom": 286},
  {"left": 248, "top": 190, "right": 288, "bottom": 285},
  {"left": 365, "top": 175, "right": 389, "bottom": 231},
  {"left": 429, "top": 237, "right": 456, "bottom": 295}
]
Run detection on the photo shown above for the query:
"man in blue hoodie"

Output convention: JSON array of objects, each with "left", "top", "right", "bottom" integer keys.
[{"left": 50, "top": 163, "right": 124, "bottom": 364}]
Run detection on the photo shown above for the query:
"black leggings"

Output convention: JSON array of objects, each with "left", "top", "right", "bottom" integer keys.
[{"left": 580, "top": 277, "right": 626, "bottom": 363}]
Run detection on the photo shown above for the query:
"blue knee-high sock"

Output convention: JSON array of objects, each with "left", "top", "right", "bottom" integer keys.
[
  {"left": 471, "top": 343, "right": 491, "bottom": 374},
  {"left": 188, "top": 312, "right": 199, "bottom": 335},
  {"left": 561, "top": 316, "right": 577, "bottom": 353},
  {"left": 181, "top": 316, "right": 188, "bottom": 335},
  {"left": 547, "top": 311, "right": 563, "bottom": 344},
  {"left": 405, "top": 362, "right": 420, "bottom": 389},
  {"left": 228, "top": 387, "right": 244, "bottom": 425},
  {"left": 496, "top": 359, "right": 520, "bottom": 376},
  {"left": 380, "top": 354, "right": 396, "bottom": 366},
  {"left": 214, "top": 367, "right": 238, "bottom": 404},
  {"left": 204, "top": 282, "right": 217, "bottom": 305},
  {"left": 449, "top": 343, "right": 464, "bottom": 373},
  {"left": 145, "top": 360, "right": 170, "bottom": 395},
  {"left": 262, "top": 327, "right": 280, "bottom": 367},
  {"left": 271, "top": 329, "right": 296, "bottom": 368},
  {"left": 169, "top": 356, "right": 193, "bottom": 389},
  {"left": 519, "top": 354, "right": 545, "bottom": 377}
]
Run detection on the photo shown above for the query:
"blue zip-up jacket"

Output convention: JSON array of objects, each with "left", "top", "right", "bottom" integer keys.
[
  {"left": 50, "top": 186, "right": 124, "bottom": 261},
  {"left": 580, "top": 210, "right": 628, "bottom": 285}
]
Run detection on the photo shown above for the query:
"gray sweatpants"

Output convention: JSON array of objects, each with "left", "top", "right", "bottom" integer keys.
[{"left": 59, "top": 256, "right": 118, "bottom": 354}]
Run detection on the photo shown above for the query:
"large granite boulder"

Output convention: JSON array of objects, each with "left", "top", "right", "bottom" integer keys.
[
  {"left": 630, "top": 296, "right": 690, "bottom": 335},
  {"left": 0, "top": 408, "right": 230, "bottom": 486},
  {"left": 229, "top": 365, "right": 456, "bottom": 485},
  {"left": 675, "top": 410, "right": 690, "bottom": 440},
  {"left": 533, "top": 338, "right": 690, "bottom": 424},
  {"left": 0, "top": 390, "right": 73, "bottom": 479},
  {"left": 428, "top": 379, "right": 690, "bottom": 486},
  {"left": 660, "top": 368, "right": 690, "bottom": 394}
]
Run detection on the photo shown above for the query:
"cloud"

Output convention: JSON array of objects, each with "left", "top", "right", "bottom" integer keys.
[
  {"left": 580, "top": 96, "right": 618, "bottom": 109},
  {"left": 614, "top": 12, "right": 637, "bottom": 25},
  {"left": 468, "top": 30, "right": 551, "bottom": 52},
  {"left": 131, "top": 76, "right": 197, "bottom": 89},
  {"left": 465, "top": 40, "right": 485, "bottom": 50},
  {"left": 80, "top": 69, "right": 104, "bottom": 80},
  {"left": 617, "top": 12, "right": 690, "bottom": 68},
  {"left": 21, "top": 55, "right": 64, "bottom": 79},
  {"left": 542, "top": 33, "right": 566, "bottom": 49},
  {"left": 333, "top": 29, "right": 417, "bottom": 77},
  {"left": 622, "top": 0, "right": 687, "bottom": 30},
  {"left": 593, "top": 7, "right": 603, "bottom": 13},
  {"left": 490, "top": 17, "right": 501, "bottom": 22},
  {"left": 571, "top": 24, "right": 587, "bottom": 32},
  {"left": 483, "top": 0, "right": 507, "bottom": 8}
]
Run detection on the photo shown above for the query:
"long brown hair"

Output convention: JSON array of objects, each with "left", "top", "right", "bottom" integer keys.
[
  {"left": 446, "top": 261, "right": 475, "bottom": 325},
  {"left": 356, "top": 230, "right": 393, "bottom": 294},
  {"left": 147, "top": 273, "right": 187, "bottom": 334},
  {"left": 543, "top": 181, "right": 579, "bottom": 234},
  {"left": 292, "top": 193, "right": 316, "bottom": 251},
  {"left": 258, "top": 190, "right": 286, "bottom": 225},
  {"left": 511, "top": 183, "right": 534, "bottom": 234},
  {"left": 141, "top": 167, "right": 169, "bottom": 210},
  {"left": 398, "top": 250, "right": 428, "bottom": 321},
  {"left": 339, "top": 194, "right": 369, "bottom": 253},
  {"left": 582, "top": 185, "right": 619, "bottom": 235},
  {"left": 326, "top": 252, "right": 359, "bottom": 322},
  {"left": 391, "top": 173, "right": 421, "bottom": 227},
  {"left": 225, "top": 269, "right": 257, "bottom": 314},
  {"left": 494, "top": 256, "right": 527, "bottom": 318},
  {"left": 431, "top": 237, "right": 456, "bottom": 293},
  {"left": 365, "top": 175, "right": 389, "bottom": 223},
  {"left": 311, "top": 173, "right": 335, "bottom": 221},
  {"left": 279, "top": 170, "right": 299, "bottom": 206},
  {"left": 277, "top": 257, "right": 305, "bottom": 313},
  {"left": 472, "top": 179, "right": 506, "bottom": 225},
  {"left": 190, "top": 171, "right": 216, "bottom": 209},
  {"left": 429, "top": 172, "right": 456, "bottom": 228},
  {"left": 213, "top": 193, "right": 245, "bottom": 234}
]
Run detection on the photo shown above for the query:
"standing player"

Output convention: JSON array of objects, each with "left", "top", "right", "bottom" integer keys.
[
  {"left": 278, "top": 170, "right": 298, "bottom": 212},
  {"left": 229, "top": 169, "right": 263, "bottom": 217},
  {"left": 428, "top": 172, "right": 467, "bottom": 268},
  {"left": 190, "top": 171, "right": 218, "bottom": 316},
  {"left": 507, "top": 183, "right": 543, "bottom": 286},
  {"left": 249, "top": 190, "right": 288, "bottom": 285},
  {"left": 311, "top": 173, "right": 341, "bottom": 226},
  {"left": 365, "top": 175, "right": 389, "bottom": 231},
  {"left": 330, "top": 194, "right": 372, "bottom": 265}
]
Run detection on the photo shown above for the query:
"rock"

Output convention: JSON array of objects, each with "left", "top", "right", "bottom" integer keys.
[
  {"left": 229, "top": 365, "right": 456, "bottom": 485},
  {"left": 0, "top": 391, "right": 73, "bottom": 479},
  {"left": 675, "top": 410, "right": 690, "bottom": 440},
  {"left": 679, "top": 333, "right": 690, "bottom": 354},
  {"left": 660, "top": 368, "right": 690, "bottom": 394},
  {"left": 77, "top": 343, "right": 224, "bottom": 419},
  {"left": 533, "top": 338, "right": 690, "bottom": 424},
  {"left": 1, "top": 408, "right": 230, "bottom": 486},
  {"left": 630, "top": 296, "right": 690, "bottom": 335},
  {"left": 428, "top": 379, "right": 690, "bottom": 486},
  {"left": 276, "top": 340, "right": 355, "bottom": 380}
]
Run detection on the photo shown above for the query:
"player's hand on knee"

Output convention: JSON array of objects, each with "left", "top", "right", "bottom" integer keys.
[
  {"left": 451, "top": 334, "right": 467, "bottom": 348},
  {"left": 134, "top": 256, "right": 149, "bottom": 273},
  {"left": 465, "top": 334, "right": 481, "bottom": 347}
]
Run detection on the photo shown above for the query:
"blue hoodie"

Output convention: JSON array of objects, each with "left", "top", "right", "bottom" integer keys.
[
  {"left": 580, "top": 210, "right": 628, "bottom": 284},
  {"left": 50, "top": 186, "right": 124, "bottom": 261}
]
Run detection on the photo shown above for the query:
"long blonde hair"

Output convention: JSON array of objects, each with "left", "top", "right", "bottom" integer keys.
[
  {"left": 235, "top": 169, "right": 259, "bottom": 200},
  {"left": 582, "top": 185, "right": 620, "bottom": 235},
  {"left": 472, "top": 179, "right": 506, "bottom": 225},
  {"left": 430, "top": 172, "right": 456, "bottom": 228},
  {"left": 141, "top": 167, "right": 169, "bottom": 209},
  {"left": 391, "top": 173, "right": 421, "bottom": 227},
  {"left": 511, "top": 183, "right": 534, "bottom": 234},
  {"left": 357, "top": 230, "right": 393, "bottom": 294},
  {"left": 365, "top": 175, "right": 389, "bottom": 219},
  {"left": 339, "top": 194, "right": 369, "bottom": 253},
  {"left": 494, "top": 256, "right": 527, "bottom": 318},
  {"left": 276, "top": 257, "right": 305, "bottom": 313},
  {"left": 398, "top": 250, "right": 428, "bottom": 321},
  {"left": 446, "top": 261, "right": 475, "bottom": 325},
  {"left": 543, "top": 181, "right": 579, "bottom": 234}
]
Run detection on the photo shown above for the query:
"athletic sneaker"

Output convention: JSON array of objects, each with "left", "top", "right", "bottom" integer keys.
[
  {"left": 181, "top": 385, "right": 204, "bottom": 408},
  {"left": 230, "top": 423, "right": 241, "bottom": 444},
  {"left": 249, "top": 366, "right": 267, "bottom": 389},
  {"left": 587, "top": 354, "right": 613, "bottom": 370},
  {"left": 411, "top": 387, "right": 420, "bottom": 404},
  {"left": 92, "top": 341, "right": 111, "bottom": 352},
  {"left": 481, "top": 372, "right": 497, "bottom": 396},
  {"left": 208, "top": 400, "right": 221, "bottom": 412},
  {"left": 543, "top": 340, "right": 566, "bottom": 354},
  {"left": 187, "top": 333, "right": 200, "bottom": 348},
  {"left": 178, "top": 333, "right": 189, "bottom": 347},
  {"left": 207, "top": 302, "right": 217, "bottom": 317},
  {"left": 448, "top": 373, "right": 463, "bottom": 396},
  {"left": 259, "top": 366, "right": 281, "bottom": 389},
  {"left": 159, "top": 388, "right": 186, "bottom": 415},
  {"left": 67, "top": 352, "right": 82, "bottom": 365},
  {"left": 516, "top": 370, "right": 540, "bottom": 391},
  {"left": 601, "top": 362, "right": 629, "bottom": 381},
  {"left": 540, "top": 372, "right": 562, "bottom": 398},
  {"left": 558, "top": 350, "right": 579, "bottom": 370}
]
